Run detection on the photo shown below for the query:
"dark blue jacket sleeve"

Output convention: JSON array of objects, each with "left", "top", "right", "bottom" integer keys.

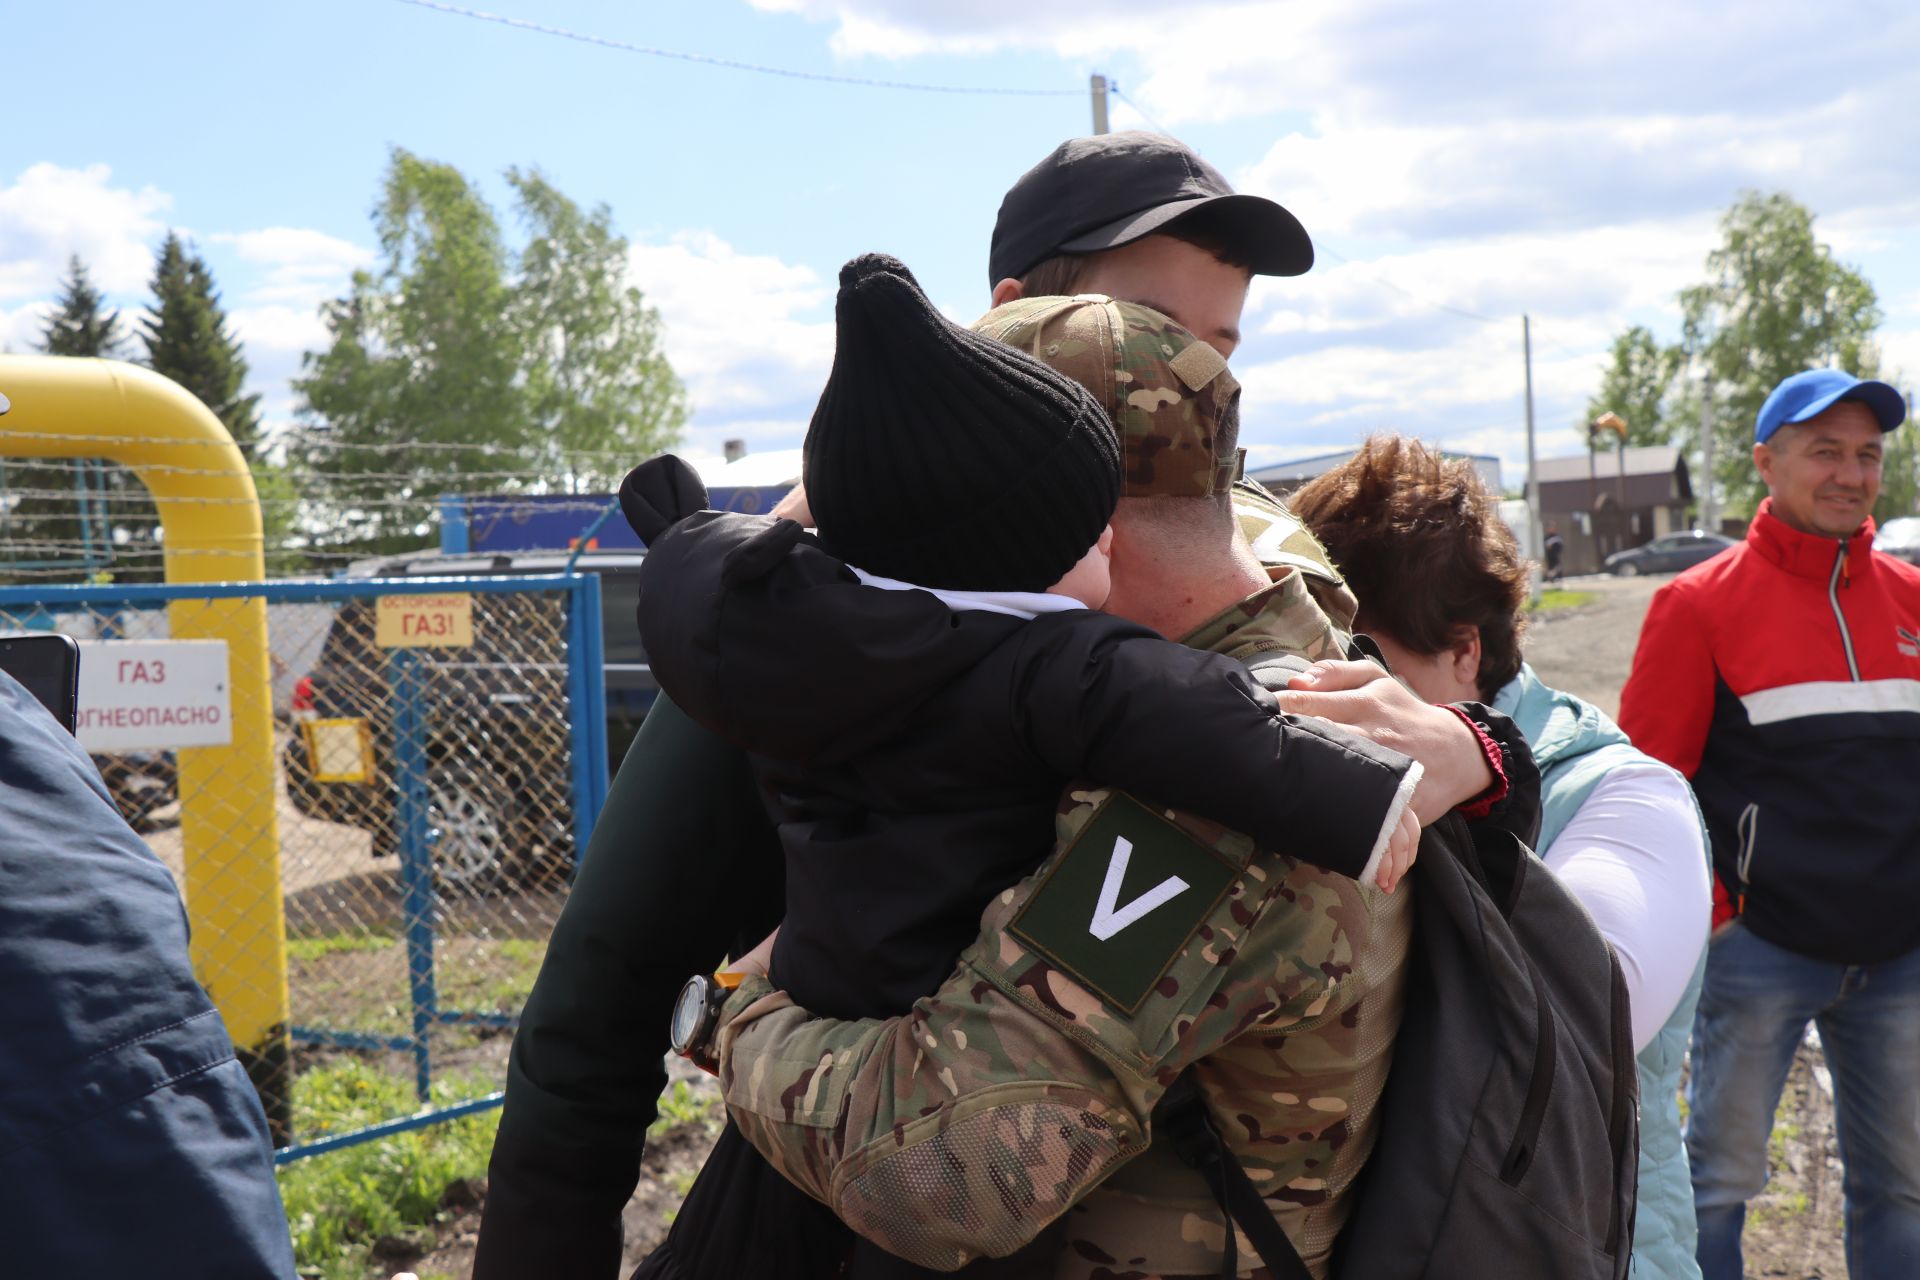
[{"left": 0, "top": 672, "right": 296, "bottom": 1279}]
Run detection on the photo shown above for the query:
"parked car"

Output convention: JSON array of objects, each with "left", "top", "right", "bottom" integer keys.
[
  {"left": 283, "top": 550, "right": 654, "bottom": 893},
  {"left": 1604, "top": 530, "right": 1738, "bottom": 576},
  {"left": 1873, "top": 516, "right": 1920, "bottom": 566}
]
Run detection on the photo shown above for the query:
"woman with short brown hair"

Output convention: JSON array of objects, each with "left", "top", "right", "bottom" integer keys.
[{"left": 1291, "top": 434, "right": 1713, "bottom": 1280}]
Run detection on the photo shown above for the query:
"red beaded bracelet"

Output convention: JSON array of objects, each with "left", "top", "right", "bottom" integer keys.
[{"left": 1441, "top": 703, "right": 1509, "bottom": 820}]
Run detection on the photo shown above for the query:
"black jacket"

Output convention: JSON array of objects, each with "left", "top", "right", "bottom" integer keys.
[
  {"left": 632, "top": 503, "right": 1416, "bottom": 1020},
  {"left": 479, "top": 460, "right": 1411, "bottom": 1280}
]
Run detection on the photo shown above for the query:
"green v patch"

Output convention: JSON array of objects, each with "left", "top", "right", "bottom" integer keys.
[{"left": 1009, "top": 792, "right": 1243, "bottom": 1015}]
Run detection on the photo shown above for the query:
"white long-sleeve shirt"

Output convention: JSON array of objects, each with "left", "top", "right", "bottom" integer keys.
[{"left": 1541, "top": 760, "right": 1710, "bottom": 1051}]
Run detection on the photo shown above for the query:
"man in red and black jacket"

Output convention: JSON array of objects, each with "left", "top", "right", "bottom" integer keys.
[{"left": 1618, "top": 368, "right": 1920, "bottom": 1280}]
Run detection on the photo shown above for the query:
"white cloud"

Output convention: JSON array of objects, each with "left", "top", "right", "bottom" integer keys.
[
  {"left": 747, "top": 0, "right": 1162, "bottom": 59},
  {"left": 227, "top": 303, "right": 333, "bottom": 361},
  {"left": 0, "top": 163, "right": 170, "bottom": 302},
  {"left": 737, "top": 0, "right": 1920, "bottom": 489},
  {"left": 211, "top": 228, "right": 372, "bottom": 310},
  {"left": 752, "top": 0, "right": 1917, "bottom": 131},
  {"left": 1878, "top": 328, "right": 1920, "bottom": 390},
  {"left": 215, "top": 227, "right": 370, "bottom": 271},
  {"left": 627, "top": 230, "right": 835, "bottom": 422},
  {"left": 1238, "top": 92, "right": 1920, "bottom": 249}
]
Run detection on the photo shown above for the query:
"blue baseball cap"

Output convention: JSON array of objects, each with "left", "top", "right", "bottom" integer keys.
[{"left": 1754, "top": 368, "right": 1906, "bottom": 443}]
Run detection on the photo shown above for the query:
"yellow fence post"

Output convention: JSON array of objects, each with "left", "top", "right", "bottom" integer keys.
[{"left": 0, "top": 355, "right": 291, "bottom": 1141}]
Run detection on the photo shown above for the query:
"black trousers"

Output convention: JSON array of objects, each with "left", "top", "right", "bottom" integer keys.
[{"left": 632, "top": 1119, "right": 1064, "bottom": 1280}]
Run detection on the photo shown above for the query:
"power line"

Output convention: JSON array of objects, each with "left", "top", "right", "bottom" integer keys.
[
  {"left": 1526, "top": 323, "right": 1605, "bottom": 365},
  {"left": 396, "top": 0, "right": 1079, "bottom": 97},
  {"left": 1108, "top": 84, "right": 1171, "bottom": 136}
]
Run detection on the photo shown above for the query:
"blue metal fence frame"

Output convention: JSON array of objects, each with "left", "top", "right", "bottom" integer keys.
[{"left": 0, "top": 573, "right": 608, "bottom": 1161}]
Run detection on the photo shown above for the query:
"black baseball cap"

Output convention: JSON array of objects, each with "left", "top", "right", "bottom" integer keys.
[{"left": 988, "top": 131, "right": 1314, "bottom": 287}]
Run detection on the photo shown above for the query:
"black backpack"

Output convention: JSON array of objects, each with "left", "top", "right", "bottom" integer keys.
[{"left": 1160, "top": 654, "right": 1638, "bottom": 1280}]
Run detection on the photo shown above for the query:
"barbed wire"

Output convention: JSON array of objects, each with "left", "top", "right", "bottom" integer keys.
[
  {"left": 0, "top": 429, "right": 669, "bottom": 460},
  {"left": 0, "top": 543, "right": 371, "bottom": 560},
  {"left": 1, "top": 487, "right": 621, "bottom": 512},
  {"left": 5, "top": 457, "right": 646, "bottom": 487}
]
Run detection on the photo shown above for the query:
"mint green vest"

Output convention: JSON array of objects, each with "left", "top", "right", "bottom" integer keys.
[{"left": 1495, "top": 665, "right": 1706, "bottom": 1280}]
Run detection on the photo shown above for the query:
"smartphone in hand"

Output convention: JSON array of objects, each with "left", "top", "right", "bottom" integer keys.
[{"left": 0, "top": 634, "right": 81, "bottom": 734}]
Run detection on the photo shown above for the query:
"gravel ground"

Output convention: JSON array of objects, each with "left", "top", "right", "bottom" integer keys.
[
  {"left": 1521, "top": 572, "right": 1661, "bottom": 719},
  {"left": 1527, "top": 572, "right": 1847, "bottom": 1279},
  {"left": 403, "top": 569, "right": 1851, "bottom": 1279}
]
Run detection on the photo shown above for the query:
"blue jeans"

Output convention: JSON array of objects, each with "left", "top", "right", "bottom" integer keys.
[{"left": 1686, "top": 921, "right": 1920, "bottom": 1280}]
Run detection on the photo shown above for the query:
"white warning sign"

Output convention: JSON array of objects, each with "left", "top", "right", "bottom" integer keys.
[{"left": 76, "top": 640, "right": 233, "bottom": 751}]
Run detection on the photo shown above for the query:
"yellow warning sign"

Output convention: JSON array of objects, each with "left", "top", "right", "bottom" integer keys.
[
  {"left": 303, "top": 717, "right": 374, "bottom": 783},
  {"left": 376, "top": 593, "right": 475, "bottom": 648}
]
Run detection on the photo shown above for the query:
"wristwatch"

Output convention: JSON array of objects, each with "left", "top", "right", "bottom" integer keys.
[{"left": 670, "top": 970, "right": 746, "bottom": 1072}]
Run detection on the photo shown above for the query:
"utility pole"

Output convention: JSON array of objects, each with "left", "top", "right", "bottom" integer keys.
[
  {"left": 1090, "top": 74, "right": 1110, "bottom": 134},
  {"left": 1908, "top": 389, "right": 1917, "bottom": 516},
  {"left": 1523, "top": 314, "right": 1543, "bottom": 586},
  {"left": 1587, "top": 425, "right": 1599, "bottom": 565},
  {"left": 1699, "top": 377, "right": 1716, "bottom": 532}
]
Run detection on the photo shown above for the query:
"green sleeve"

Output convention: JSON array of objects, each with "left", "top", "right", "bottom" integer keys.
[{"left": 474, "top": 695, "right": 784, "bottom": 1279}]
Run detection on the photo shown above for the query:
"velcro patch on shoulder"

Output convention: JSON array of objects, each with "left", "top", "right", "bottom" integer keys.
[
  {"left": 1009, "top": 792, "right": 1243, "bottom": 1015},
  {"left": 1166, "top": 340, "right": 1229, "bottom": 391}
]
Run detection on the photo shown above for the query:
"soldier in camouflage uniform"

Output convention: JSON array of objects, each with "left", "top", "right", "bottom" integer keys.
[
  {"left": 703, "top": 298, "right": 1508, "bottom": 1278},
  {"left": 478, "top": 129, "right": 1502, "bottom": 1280}
]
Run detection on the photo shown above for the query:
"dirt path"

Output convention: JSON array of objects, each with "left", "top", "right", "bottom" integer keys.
[
  {"left": 1520, "top": 572, "right": 1660, "bottom": 719},
  {"left": 1528, "top": 573, "right": 1847, "bottom": 1278}
]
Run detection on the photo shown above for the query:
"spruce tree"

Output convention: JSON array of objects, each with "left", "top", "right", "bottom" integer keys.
[
  {"left": 3, "top": 257, "right": 126, "bottom": 581},
  {"left": 141, "top": 232, "right": 263, "bottom": 448},
  {"left": 40, "top": 255, "right": 125, "bottom": 357}
]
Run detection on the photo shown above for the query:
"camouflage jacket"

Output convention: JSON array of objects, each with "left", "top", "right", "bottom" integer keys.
[
  {"left": 713, "top": 554, "right": 1412, "bottom": 1278},
  {"left": 1232, "top": 477, "right": 1358, "bottom": 632}
]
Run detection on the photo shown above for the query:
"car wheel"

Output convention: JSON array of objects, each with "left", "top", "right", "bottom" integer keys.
[
  {"left": 1614, "top": 561, "right": 1640, "bottom": 577},
  {"left": 426, "top": 767, "right": 513, "bottom": 894}
]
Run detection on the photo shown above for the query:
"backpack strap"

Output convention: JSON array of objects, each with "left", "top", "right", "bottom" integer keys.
[
  {"left": 1166, "top": 640, "right": 1388, "bottom": 1278},
  {"left": 1157, "top": 1070, "right": 1316, "bottom": 1280}
]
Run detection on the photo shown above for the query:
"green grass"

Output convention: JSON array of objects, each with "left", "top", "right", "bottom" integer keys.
[
  {"left": 286, "top": 932, "right": 396, "bottom": 963},
  {"left": 1751, "top": 1189, "right": 1811, "bottom": 1224},
  {"left": 276, "top": 1060, "right": 500, "bottom": 1280},
  {"left": 649, "top": 1078, "right": 721, "bottom": 1138},
  {"left": 287, "top": 935, "right": 547, "bottom": 1038},
  {"left": 1532, "top": 588, "right": 1599, "bottom": 612},
  {"left": 648, "top": 1079, "right": 723, "bottom": 1228}
]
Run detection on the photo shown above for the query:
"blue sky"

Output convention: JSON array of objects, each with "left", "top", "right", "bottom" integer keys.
[{"left": 7, "top": 0, "right": 1920, "bottom": 490}]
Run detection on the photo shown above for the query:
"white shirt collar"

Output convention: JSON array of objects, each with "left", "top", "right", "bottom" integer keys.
[{"left": 848, "top": 565, "right": 1085, "bottom": 620}]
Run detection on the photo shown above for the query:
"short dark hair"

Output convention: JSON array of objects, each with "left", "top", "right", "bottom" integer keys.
[
  {"left": 1288, "top": 435, "right": 1529, "bottom": 701},
  {"left": 1016, "top": 213, "right": 1259, "bottom": 296}
]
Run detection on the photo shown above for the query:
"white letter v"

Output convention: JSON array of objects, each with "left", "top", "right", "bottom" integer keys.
[{"left": 1088, "top": 836, "right": 1190, "bottom": 941}]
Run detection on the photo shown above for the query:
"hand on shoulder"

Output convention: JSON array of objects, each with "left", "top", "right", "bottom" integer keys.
[{"left": 1271, "top": 659, "right": 1494, "bottom": 825}]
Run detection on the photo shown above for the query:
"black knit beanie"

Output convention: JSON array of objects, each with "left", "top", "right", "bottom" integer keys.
[{"left": 802, "top": 254, "right": 1121, "bottom": 592}]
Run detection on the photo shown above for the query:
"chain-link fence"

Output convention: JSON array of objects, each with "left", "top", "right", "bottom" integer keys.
[{"left": 0, "top": 574, "right": 607, "bottom": 1160}]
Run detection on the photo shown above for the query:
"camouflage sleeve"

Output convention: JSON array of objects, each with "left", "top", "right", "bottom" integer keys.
[{"left": 713, "top": 790, "right": 1354, "bottom": 1270}]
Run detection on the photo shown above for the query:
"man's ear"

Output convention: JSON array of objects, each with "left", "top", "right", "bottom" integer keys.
[
  {"left": 1753, "top": 441, "right": 1777, "bottom": 491},
  {"left": 990, "top": 278, "right": 1025, "bottom": 308},
  {"left": 1095, "top": 523, "right": 1114, "bottom": 558},
  {"left": 1449, "top": 625, "right": 1482, "bottom": 687}
]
